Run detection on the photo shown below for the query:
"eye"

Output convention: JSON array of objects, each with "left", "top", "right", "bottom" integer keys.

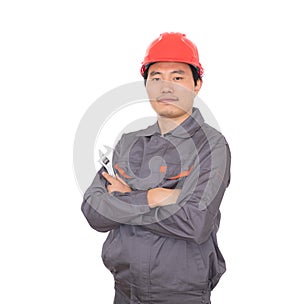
[
  {"left": 151, "top": 77, "right": 161, "bottom": 81},
  {"left": 174, "top": 77, "right": 184, "bottom": 81}
]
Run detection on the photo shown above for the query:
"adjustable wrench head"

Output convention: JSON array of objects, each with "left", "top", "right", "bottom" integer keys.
[
  {"left": 98, "top": 145, "right": 116, "bottom": 177},
  {"left": 98, "top": 145, "right": 114, "bottom": 162}
]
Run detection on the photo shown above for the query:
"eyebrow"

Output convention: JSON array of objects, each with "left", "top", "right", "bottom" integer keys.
[{"left": 149, "top": 70, "right": 186, "bottom": 77}]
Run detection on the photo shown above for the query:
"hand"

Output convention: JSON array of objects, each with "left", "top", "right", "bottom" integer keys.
[
  {"left": 102, "top": 172, "right": 132, "bottom": 194},
  {"left": 147, "top": 188, "right": 181, "bottom": 208}
]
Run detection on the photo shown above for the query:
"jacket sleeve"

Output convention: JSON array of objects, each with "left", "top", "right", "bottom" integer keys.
[
  {"left": 81, "top": 167, "right": 120, "bottom": 232},
  {"left": 141, "top": 135, "right": 231, "bottom": 244},
  {"left": 81, "top": 136, "right": 151, "bottom": 232}
]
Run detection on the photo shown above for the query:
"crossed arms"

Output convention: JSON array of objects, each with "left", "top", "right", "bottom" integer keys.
[
  {"left": 81, "top": 133, "right": 231, "bottom": 244},
  {"left": 102, "top": 171, "right": 181, "bottom": 208}
]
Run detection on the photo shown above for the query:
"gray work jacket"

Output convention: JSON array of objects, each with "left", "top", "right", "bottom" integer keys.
[{"left": 81, "top": 107, "right": 231, "bottom": 304}]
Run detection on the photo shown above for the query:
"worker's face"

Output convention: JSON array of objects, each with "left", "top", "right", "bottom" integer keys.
[{"left": 146, "top": 62, "right": 202, "bottom": 120}]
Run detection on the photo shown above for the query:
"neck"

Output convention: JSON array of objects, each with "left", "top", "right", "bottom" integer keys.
[{"left": 157, "top": 111, "right": 191, "bottom": 135}]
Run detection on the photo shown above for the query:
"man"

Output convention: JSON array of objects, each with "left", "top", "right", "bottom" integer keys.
[{"left": 81, "top": 32, "right": 231, "bottom": 304}]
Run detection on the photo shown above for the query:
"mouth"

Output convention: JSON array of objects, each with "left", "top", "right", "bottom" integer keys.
[{"left": 156, "top": 96, "right": 179, "bottom": 104}]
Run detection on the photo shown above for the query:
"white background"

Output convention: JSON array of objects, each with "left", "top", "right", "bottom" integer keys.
[{"left": 1, "top": 1, "right": 299, "bottom": 303}]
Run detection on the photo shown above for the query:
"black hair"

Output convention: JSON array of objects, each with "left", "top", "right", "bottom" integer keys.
[{"left": 143, "top": 63, "right": 202, "bottom": 86}]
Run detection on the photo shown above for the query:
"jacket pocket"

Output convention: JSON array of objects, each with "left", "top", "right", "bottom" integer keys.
[
  {"left": 187, "top": 242, "right": 205, "bottom": 272},
  {"left": 162, "top": 156, "right": 193, "bottom": 180},
  {"left": 165, "top": 164, "right": 193, "bottom": 180},
  {"left": 150, "top": 238, "right": 207, "bottom": 292},
  {"left": 102, "top": 229, "right": 121, "bottom": 269},
  {"left": 102, "top": 227, "right": 132, "bottom": 283}
]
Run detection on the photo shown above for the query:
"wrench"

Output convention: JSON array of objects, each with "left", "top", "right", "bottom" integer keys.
[{"left": 98, "top": 145, "right": 115, "bottom": 177}]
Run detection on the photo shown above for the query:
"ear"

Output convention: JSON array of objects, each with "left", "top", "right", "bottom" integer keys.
[{"left": 194, "top": 79, "right": 202, "bottom": 96}]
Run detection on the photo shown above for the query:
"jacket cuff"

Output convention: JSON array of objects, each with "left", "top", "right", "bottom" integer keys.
[{"left": 111, "top": 190, "right": 150, "bottom": 209}]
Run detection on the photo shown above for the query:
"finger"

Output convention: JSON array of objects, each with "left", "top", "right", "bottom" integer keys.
[
  {"left": 107, "top": 185, "right": 113, "bottom": 193},
  {"left": 102, "top": 172, "right": 115, "bottom": 184},
  {"left": 116, "top": 174, "right": 129, "bottom": 186}
]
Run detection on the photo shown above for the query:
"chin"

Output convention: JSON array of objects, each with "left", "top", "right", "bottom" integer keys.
[
  {"left": 151, "top": 101, "right": 192, "bottom": 119},
  {"left": 157, "top": 108, "right": 184, "bottom": 119}
]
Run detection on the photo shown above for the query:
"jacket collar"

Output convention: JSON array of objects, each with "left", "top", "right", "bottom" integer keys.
[{"left": 137, "top": 107, "right": 205, "bottom": 138}]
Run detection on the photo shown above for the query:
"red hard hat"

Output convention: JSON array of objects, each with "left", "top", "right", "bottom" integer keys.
[{"left": 140, "top": 32, "right": 204, "bottom": 78}]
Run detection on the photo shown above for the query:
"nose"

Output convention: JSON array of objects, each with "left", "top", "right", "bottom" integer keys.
[{"left": 160, "top": 80, "right": 174, "bottom": 94}]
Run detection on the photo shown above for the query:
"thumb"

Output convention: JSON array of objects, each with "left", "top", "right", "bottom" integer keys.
[{"left": 102, "top": 172, "right": 115, "bottom": 184}]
